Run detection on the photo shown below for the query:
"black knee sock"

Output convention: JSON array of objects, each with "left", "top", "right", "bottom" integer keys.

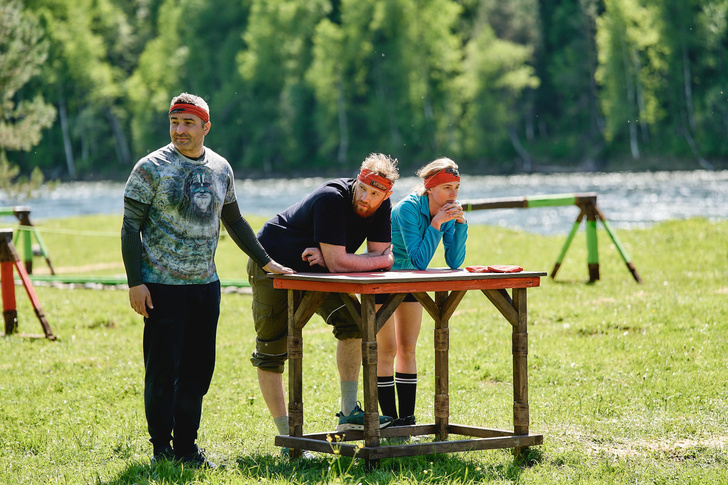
[
  {"left": 377, "top": 375, "right": 397, "bottom": 419},
  {"left": 395, "top": 372, "right": 417, "bottom": 418}
]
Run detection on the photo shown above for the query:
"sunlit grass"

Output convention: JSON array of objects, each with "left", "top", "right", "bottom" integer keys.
[{"left": 0, "top": 216, "right": 726, "bottom": 483}]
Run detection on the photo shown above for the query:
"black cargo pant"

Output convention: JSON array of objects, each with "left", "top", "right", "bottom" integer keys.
[{"left": 142, "top": 281, "right": 220, "bottom": 456}]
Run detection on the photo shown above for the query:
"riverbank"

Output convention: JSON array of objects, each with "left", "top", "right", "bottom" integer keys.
[
  {"left": 3, "top": 169, "right": 727, "bottom": 235},
  {"left": 41, "top": 154, "right": 728, "bottom": 183}
]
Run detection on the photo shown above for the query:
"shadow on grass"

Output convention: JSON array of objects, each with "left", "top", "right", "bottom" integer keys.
[
  {"left": 231, "top": 447, "right": 545, "bottom": 483},
  {"left": 99, "top": 448, "right": 545, "bottom": 484},
  {"left": 99, "top": 459, "right": 228, "bottom": 485}
]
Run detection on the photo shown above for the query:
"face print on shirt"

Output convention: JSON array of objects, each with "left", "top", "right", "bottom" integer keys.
[{"left": 177, "top": 166, "right": 219, "bottom": 224}]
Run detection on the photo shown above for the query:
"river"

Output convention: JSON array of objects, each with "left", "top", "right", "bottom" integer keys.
[{"left": 2, "top": 169, "right": 726, "bottom": 235}]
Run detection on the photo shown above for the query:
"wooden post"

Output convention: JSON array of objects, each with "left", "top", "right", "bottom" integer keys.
[
  {"left": 434, "top": 291, "right": 449, "bottom": 441},
  {"left": 287, "top": 289, "right": 303, "bottom": 459},
  {"left": 512, "top": 288, "right": 529, "bottom": 458},
  {"left": 0, "top": 229, "right": 55, "bottom": 339},
  {"left": 361, "top": 294, "right": 380, "bottom": 449}
]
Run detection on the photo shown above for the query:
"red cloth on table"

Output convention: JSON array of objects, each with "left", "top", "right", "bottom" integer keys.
[{"left": 466, "top": 265, "right": 523, "bottom": 273}]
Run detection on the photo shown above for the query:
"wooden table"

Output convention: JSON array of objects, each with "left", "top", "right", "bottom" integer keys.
[{"left": 271, "top": 269, "right": 545, "bottom": 464}]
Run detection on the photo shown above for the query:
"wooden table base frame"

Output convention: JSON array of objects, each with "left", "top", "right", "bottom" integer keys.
[{"left": 273, "top": 270, "right": 544, "bottom": 465}]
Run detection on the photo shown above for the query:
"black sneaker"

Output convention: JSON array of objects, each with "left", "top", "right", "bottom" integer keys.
[
  {"left": 391, "top": 415, "right": 416, "bottom": 427},
  {"left": 178, "top": 445, "right": 217, "bottom": 469},
  {"left": 151, "top": 445, "right": 175, "bottom": 464}
]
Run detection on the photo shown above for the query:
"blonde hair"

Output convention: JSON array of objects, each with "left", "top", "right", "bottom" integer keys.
[
  {"left": 415, "top": 157, "right": 459, "bottom": 195},
  {"left": 360, "top": 153, "right": 400, "bottom": 185}
]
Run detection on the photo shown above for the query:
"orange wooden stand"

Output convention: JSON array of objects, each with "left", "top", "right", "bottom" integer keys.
[{"left": 0, "top": 229, "right": 55, "bottom": 339}]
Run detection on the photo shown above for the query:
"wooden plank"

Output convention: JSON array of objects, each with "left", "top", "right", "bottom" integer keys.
[
  {"left": 293, "top": 290, "right": 328, "bottom": 330},
  {"left": 273, "top": 276, "right": 542, "bottom": 294},
  {"left": 296, "top": 424, "right": 437, "bottom": 442},
  {"left": 366, "top": 435, "right": 544, "bottom": 459},
  {"left": 460, "top": 197, "right": 528, "bottom": 210},
  {"left": 376, "top": 293, "right": 407, "bottom": 333},
  {"left": 447, "top": 424, "right": 515, "bottom": 438},
  {"left": 482, "top": 289, "right": 518, "bottom": 326},
  {"left": 412, "top": 292, "right": 439, "bottom": 322},
  {"left": 272, "top": 268, "right": 547, "bottom": 283},
  {"left": 275, "top": 435, "right": 365, "bottom": 457},
  {"left": 441, "top": 290, "right": 466, "bottom": 322},
  {"left": 340, "top": 293, "right": 361, "bottom": 329},
  {"left": 288, "top": 424, "right": 517, "bottom": 441},
  {"left": 276, "top": 433, "right": 544, "bottom": 459}
]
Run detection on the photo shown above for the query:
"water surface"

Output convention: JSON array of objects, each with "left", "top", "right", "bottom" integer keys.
[{"left": 3, "top": 170, "right": 725, "bottom": 235}]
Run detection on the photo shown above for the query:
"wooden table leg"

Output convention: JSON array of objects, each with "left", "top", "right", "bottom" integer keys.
[
  {"left": 360, "top": 294, "right": 380, "bottom": 447},
  {"left": 512, "top": 287, "right": 529, "bottom": 457},
  {"left": 360, "top": 294, "right": 380, "bottom": 467},
  {"left": 434, "top": 291, "right": 449, "bottom": 440},
  {"left": 287, "top": 289, "right": 303, "bottom": 459}
]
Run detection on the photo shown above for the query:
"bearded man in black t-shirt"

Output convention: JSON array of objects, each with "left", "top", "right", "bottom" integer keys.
[{"left": 246, "top": 153, "right": 400, "bottom": 454}]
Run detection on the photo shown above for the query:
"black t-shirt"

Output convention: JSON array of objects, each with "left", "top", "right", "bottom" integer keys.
[{"left": 257, "top": 178, "right": 392, "bottom": 272}]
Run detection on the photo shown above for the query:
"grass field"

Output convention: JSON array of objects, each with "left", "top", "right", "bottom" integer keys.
[{"left": 0, "top": 214, "right": 726, "bottom": 484}]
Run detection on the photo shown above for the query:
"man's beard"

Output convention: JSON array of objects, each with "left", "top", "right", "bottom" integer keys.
[{"left": 353, "top": 200, "right": 377, "bottom": 218}]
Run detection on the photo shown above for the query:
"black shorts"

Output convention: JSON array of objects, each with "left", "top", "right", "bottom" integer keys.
[{"left": 374, "top": 292, "right": 418, "bottom": 305}]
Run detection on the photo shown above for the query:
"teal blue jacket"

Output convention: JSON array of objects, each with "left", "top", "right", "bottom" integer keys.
[{"left": 391, "top": 193, "right": 468, "bottom": 270}]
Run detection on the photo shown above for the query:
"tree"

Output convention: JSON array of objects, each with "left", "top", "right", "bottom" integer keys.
[
  {"left": 307, "top": 0, "right": 463, "bottom": 170},
  {"left": 126, "top": 0, "right": 202, "bottom": 156},
  {"left": 596, "top": 0, "right": 665, "bottom": 161},
  {"left": 532, "top": 0, "right": 605, "bottom": 166},
  {"left": 695, "top": 0, "right": 728, "bottom": 160},
  {"left": 650, "top": 0, "right": 713, "bottom": 168},
  {"left": 237, "top": 0, "right": 329, "bottom": 173},
  {"left": 22, "top": 0, "right": 138, "bottom": 178},
  {"left": 0, "top": 0, "right": 55, "bottom": 198},
  {"left": 457, "top": 9, "right": 539, "bottom": 170}
]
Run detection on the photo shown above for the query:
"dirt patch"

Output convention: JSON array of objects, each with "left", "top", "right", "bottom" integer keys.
[{"left": 586, "top": 436, "right": 728, "bottom": 458}]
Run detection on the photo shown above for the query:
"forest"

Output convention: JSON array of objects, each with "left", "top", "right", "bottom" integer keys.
[{"left": 2, "top": 0, "right": 728, "bottom": 180}]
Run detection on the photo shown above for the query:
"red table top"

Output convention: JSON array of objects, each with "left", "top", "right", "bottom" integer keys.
[{"left": 271, "top": 268, "right": 546, "bottom": 294}]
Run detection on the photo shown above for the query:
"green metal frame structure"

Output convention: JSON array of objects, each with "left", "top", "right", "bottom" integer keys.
[
  {"left": 461, "top": 193, "right": 642, "bottom": 283},
  {"left": 0, "top": 206, "right": 55, "bottom": 275}
]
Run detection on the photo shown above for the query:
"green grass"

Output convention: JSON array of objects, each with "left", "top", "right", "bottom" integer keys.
[{"left": 0, "top": 215, "right": 726, "bottom": 484}]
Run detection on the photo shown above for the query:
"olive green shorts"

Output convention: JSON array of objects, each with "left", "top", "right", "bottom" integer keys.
[{"left": 246, "top": 258, "right": 362, "bottom": 373}]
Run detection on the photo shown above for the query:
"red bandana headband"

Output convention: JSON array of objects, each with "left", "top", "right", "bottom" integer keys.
[
  {"left": 169, "top": 103, "right": 210, "bottom": 123},
  {"left": 424, "top": 167, "right": 460, "bottom": 189},
  {"left": 358, "top": 169, "right": 394, "bottom": 192}
]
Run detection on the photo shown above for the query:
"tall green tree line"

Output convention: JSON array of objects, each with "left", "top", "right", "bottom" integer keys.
[{"left": 4, "top": 0, "right": 727, "bottom": 179}]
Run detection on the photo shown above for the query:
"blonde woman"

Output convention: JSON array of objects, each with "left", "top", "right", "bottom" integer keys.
[{"left": 376, "top": 158, "right": 468, "bottom": 426}]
